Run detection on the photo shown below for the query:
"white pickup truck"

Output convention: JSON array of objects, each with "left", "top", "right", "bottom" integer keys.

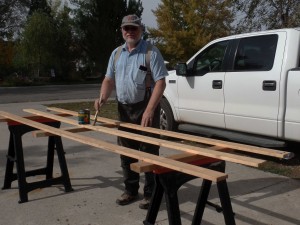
[{"left": 160, "top": 28, "right": 300, "bottom": 145}]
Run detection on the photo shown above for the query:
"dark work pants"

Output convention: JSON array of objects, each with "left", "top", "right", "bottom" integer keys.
[{"left": 117, "top": 97, "right": 160, "bottom": 198}]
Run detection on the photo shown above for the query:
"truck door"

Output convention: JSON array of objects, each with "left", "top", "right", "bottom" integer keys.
[
  {"left": 177, "top": 41, "right": 229, "bottom": 128},
  {"left": 224, "top": 33, "right": 286, "bottom": 137}
]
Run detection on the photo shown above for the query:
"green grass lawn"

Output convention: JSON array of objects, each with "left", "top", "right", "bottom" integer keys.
[{"left": 45, "top": 100, "right": 119, "bottom": 120}]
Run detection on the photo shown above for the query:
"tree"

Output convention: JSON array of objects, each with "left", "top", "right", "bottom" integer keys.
[
  {"left": 0, "top": 0, "right": 65, "bottom": 41},
  {"left": 0, "top": 0, "right": 28, "bottom": 40},
  {"left": 0, "top": 39, "right": 15, "bottom": 76},
  {"left": 28, "top": 0, "right": 52, "bottom": 16},
  {"left": 70, "top": 0, "right": 143, "bottom": 75},
  {"left": 17, "top": 1, "right": 75, "bottom": 79},
  {"left": 18, "top": 10, "right": 57, "bottom": 77},
  {"left": 233, "top": 0, "right": 300, "bottom": 32},
  {"left": 50, "top": 1, "right": 75, "bottom": 79},
  {"left": 148, "top": 0, "right": 234, "bottom": 66}
]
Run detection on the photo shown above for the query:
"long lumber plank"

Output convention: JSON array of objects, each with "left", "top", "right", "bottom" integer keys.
[
  {"left": 131, "top": 153, "right": 206, "bottom": 173},
  {"left": 0, "top": 113, "right": 71, "bottom": 123},
  {"left": 33, "top": 123, "right": 117, "bottom": 137},
  {"left": 24, "top": 109, "right": 265, "bottom": 167},
  {"left": 32, "top": 127, "right": 90, "bottom": 137},
  {"left": 0, "top": 111, "right": 227, "bottom": 182},
  {"left": 47, "top": 107, "right": 293, "bottom": 159},
  {"left": 131, "top": 146, "right": 229, "bottom": 173}
]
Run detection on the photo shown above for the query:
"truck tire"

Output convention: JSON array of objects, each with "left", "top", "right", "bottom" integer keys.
[{"left": 160, "top": 98, "right": 178, "bottom": 131}]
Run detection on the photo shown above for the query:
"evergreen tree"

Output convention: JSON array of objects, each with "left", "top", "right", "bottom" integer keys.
[{"left": 148, "top": 0, "right": 234, "bottom": 66}]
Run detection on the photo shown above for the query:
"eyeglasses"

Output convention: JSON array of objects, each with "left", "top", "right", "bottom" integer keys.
[{"left": 122, "top": 26, "right": 138, "bottom": 32}]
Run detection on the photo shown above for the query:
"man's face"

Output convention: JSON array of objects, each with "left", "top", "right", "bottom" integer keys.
[{"left": 121, "top": 25, "right": 142, "bottom": 45}]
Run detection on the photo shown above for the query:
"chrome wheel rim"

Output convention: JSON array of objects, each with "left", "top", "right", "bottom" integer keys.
[{"left": 160, "top": 108, "right": 168, "bottom": 130}]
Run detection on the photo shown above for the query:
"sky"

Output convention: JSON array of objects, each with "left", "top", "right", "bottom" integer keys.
[{"left": 140, "top": 0, "right": 160, "bottom": 28}]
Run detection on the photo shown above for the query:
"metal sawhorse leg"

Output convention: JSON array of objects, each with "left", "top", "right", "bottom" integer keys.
[
  {"left": 143, "top": 160, "right": 235, "bottom": 225},
  {"left": 2, "top": 120, "right": 73, "bottom": 203}
]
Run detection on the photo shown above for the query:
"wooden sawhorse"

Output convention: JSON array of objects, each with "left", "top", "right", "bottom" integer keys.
[
  {"left": 132, "top": 156, "right": 235, "bottom": 225},
  {"left": 2, "top": 119, "right": 73, "bottom": 203}
]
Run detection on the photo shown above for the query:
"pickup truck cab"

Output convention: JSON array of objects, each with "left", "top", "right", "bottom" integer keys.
[{"left": 160, "top": 28, "right": 300, "bottom": 144}]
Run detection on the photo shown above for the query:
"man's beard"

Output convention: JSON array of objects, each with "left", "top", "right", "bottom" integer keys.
[{"left": 126, "top": 38, "right": 140, "bottom": 45}]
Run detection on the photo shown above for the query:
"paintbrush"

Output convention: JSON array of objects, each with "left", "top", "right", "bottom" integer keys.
[
  {"left": 92, "top": 110, "right": 99, "bottom": 126},
  {"left": 93, "top": 94, "right": 102, "bottom": 126}
]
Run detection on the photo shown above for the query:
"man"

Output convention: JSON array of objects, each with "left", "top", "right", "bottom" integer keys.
[{"left": 94, "top": 14, "right": 168, "bottom": 209}]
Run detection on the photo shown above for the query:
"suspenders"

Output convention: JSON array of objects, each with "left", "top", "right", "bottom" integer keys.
[{"left": 113, "top": 43, "right": 154, "bottom": 101}]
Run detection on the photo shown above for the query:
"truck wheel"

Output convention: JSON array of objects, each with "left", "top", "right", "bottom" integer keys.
[{"left": 160, "top": 98, "right": 178, "bottom": 131}]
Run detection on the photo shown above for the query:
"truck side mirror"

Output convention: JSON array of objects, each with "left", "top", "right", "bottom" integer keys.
[{"left": 175, "top": 63, "right": 188, "bottom": 76}]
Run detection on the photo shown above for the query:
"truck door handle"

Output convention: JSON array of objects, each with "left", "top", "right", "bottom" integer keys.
[
  {"left": 212, "top": 80, "right": 222, "bottom": 89},
  {"left": 263, "top": 80, "right": 276, "bottom": 91}
]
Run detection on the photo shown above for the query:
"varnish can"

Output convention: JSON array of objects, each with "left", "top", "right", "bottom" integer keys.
[
  {"left": 78, "top": 109, "right": 85, "bottom": 124},
  {"left": 84, "top": 109, "right": 90, "bottom": 124}
]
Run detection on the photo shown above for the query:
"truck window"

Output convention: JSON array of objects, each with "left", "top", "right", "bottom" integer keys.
[
  {"left": 234, "top": 34, "right": 278, "bottom": 71},
  {"left": 190, "top": 41, "right": 229, "bottom": 76}
]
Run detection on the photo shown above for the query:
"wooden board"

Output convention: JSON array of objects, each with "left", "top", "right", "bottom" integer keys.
[
  {"left": 24, "top": 109, "right": 265, "bottom": 167},
  {"left": 0, "top": 113, "right": 71, "bottom": 123},
  {"left": 47, "top": 107, "right": 293, "bottom": 160},
  {"left": 33, "top": 123, "right": 117, "bottom": 137},
  {"left": 131, "top": 146, "right": 230, "bottom": 173},
  {"left": 0, "top": 110, "right": 227, "bottom": 182},
  {"left": 32, "top": 127, "right": 90, "bottom": 137}
]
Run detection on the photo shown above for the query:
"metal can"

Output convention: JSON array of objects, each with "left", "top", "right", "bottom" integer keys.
[
  {"left": 78, "top": 109, "right": 85, "bottom": 124},
  {"left": 84, "top": 109, "right": 90, "bottom": 124}
]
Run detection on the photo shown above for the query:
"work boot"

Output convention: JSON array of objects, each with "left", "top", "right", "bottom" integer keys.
[
  {"left": 139, "top": 197, "right": 151, "bottom": 209},
  {"left": 116, "top": 193, "right": 138, "bottom": 206}
]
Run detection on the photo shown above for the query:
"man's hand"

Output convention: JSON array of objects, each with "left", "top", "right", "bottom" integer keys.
[
  {"left": 141, "top": 78, "right": 166, "bottom": 127},
  {"left": 94, "top": 77, "right": 114, "bottom": 111},
  {"left": 141, "top": 110, "right": 154, "bottom": 127},
  {"left": 94, "top": 94, "right": 105, "bottom": 111}
]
